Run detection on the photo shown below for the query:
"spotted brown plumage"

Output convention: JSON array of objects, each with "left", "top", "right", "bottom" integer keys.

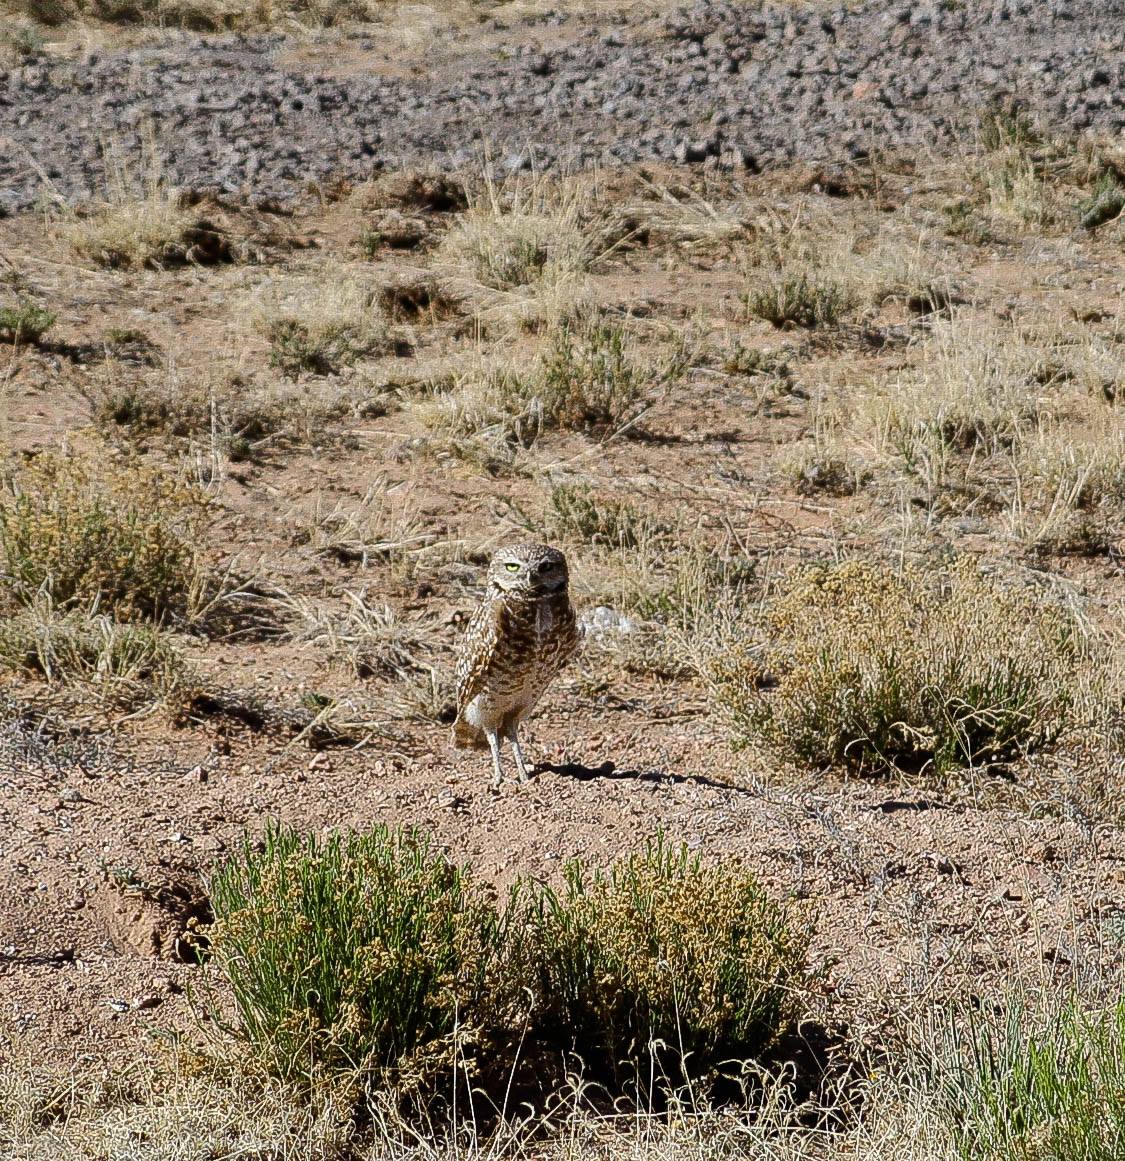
[{"left": 452, "top": 543, "right": 580, "bottom": 786}]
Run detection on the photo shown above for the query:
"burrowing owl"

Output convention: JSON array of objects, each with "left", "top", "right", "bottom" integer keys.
[{"left": 453, "top": 543, "right": 580, "bottom": 786}]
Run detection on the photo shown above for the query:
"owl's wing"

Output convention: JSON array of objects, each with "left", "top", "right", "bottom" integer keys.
[{"left": 454, "top": 598, "right": 504, "bottom": 718}]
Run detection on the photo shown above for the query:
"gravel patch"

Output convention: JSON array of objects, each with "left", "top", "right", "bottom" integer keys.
[{"left": 0, "top": 0, "right": 1122, "bottom": 212}]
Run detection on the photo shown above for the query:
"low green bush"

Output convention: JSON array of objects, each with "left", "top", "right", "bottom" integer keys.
[
  {"left": 205, "top": 826, "right": 807, "bottom": 1105},
  {"left": 515, "top": 834, "right": 808, "bottom": 1095},
  {"left": 207, "top": 823, "right": 504, "bottom": 1088}
]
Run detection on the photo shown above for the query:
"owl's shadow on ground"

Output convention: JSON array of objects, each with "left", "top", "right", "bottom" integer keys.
[{"left": 537, "top": 760, "right": 745, "bottom": 795}]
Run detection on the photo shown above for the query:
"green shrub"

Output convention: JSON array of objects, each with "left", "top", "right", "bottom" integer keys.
[
  {"left": 549, "top": 483, "right": 647, "bottom": 548},
  {"left": 0, "top": 450, "right": 212, "bottom": 623},
  {"left": 708, "top": 559, "right": 1085, "bottom": 775},
  {"left": 205, "top": 827, "right": 808, "bottom": 1104},
  {"left": 534, "top": 321, "right": 663, "bottom": 431},
  {"left": 745, "top": 275, "right": 850, "bottom": 329},
  {"left": 515, "top": 835, "right": 807, "bottom": 1094},
  {"left": 206, "top": 823, "right": 504, "bottom": 1088},
  {"left": 0, "top": 300, "right": 55, "bottom": 345},
  {"left": 424, "top": 320, "right": 681, "bottom": 451},
  {"left": 1079, "top": 172, "right": 1125, "bottom": 231},
  {"left": 931, "top": 995, "right": 1125, "bottom": 1161}
]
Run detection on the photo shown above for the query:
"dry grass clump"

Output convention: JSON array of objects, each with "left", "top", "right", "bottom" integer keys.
[
  {"left": 61, "top": 163, "right": 201, "bottom": 270},
  {"left": 295, "top": 479, "right": 436, "bottom": 568},
  {"left": 0, "top": 448, "right": 213, "bottom": 625},
  {"left": 741, "top": 203, "right": 952, "bottom": 330},
  {"left": 205, "top": 824, "right": 806, "bottom": 1104},
  {"left": 858, "top": 317, "right": 1060, "bottom": 486},
  {"left": 1008, "top": 420, "right": 1125, "bottom": 551},
  {"left": 0, "top": 1052, "right": 351, "bottom": 1160},
  {"left": 285, "top": 589, "right": 445, "bottom": 721},
  {"left": 437, "top": 173, "right": 607, "bottom": 332},
  {"left": 440, "top": 177, "right": 595, "bottom": 292},
  {"left": 252, "top": 274, "right": 392, "bottom": 378},
  {"left": 0, "top": 599, "right": 185, "bottom": 707},
  {"left": 704, "top": 559, "right": 1089, "bottom": 775},
  {"left": 421, "top": 320, "right": 680, "bottom": 459},
  {"left": 87, "top": 364, "right": 386, "bottom": 462}
]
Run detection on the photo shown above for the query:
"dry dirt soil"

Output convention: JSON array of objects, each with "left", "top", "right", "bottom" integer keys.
[{"left": 0, "top": 0, "right": 1123, "bottom": 1124}]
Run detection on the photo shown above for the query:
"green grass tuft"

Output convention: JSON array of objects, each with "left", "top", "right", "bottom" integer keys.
[
  {"left": 745, "top": 274, "right": 851, "bottom": 329},
  {"left": 931, "top": 994, "right": 1125, "bottom": 1161}
]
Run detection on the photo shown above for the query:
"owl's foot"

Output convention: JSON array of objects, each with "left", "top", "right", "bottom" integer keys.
[
  {"left": 486, "top": 730, "right": 505, "bottom": 788},
  {"left": 510, "top": 734, "right": 532, "bottom": 783}
]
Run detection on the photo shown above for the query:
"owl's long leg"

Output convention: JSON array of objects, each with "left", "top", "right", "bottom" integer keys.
[
  {"left": 485, "top": 729, "right": 505, "bottom": 788},
  {"left": 508, "top": 727, "right": 532, "bottom": 782}
]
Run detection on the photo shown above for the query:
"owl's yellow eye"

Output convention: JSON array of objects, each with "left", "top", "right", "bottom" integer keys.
[{"left": 505, "top": 562, "right": 520, "bottom": 572}]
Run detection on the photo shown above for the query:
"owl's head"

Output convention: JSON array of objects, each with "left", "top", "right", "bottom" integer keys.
[{"left": 487, "top": 542, "right": 570, "bottom": 597}]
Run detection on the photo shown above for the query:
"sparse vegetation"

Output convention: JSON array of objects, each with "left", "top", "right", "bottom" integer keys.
[
  {"left": 0, "top": 298, "right": 54, "bottom": 345},
  {"left": 421, "top": 319, "right": 681, "bottom": 457},
  {"left": 1, "top": 83, "right": 1123, "bottom": 1161},
  {"left": 705, "top": 559, "right": 1090, "bottom": 775},
  {"left": 746, "top": 273, "right": 851, "bottom": 330},
  {"left": 253, "top": 275, "right": 392, "bottom": 378},
  {"left": 0, "top": 448, "right": 213, "bottom": 624}
]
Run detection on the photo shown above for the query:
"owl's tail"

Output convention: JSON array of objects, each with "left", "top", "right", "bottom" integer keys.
[{"left": 452, "top": 717, "right": 488, "bottom": 750}]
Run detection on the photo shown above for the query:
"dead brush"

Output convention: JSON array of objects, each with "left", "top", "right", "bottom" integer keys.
[
  {"left": 703, "top": 558, "right": 1092, "bottom": 776},
  {"left": 0, "top": 447, "right": 214, "bottom": 626},
  {"left": 56, "top": 139, "right": 214, "bottom": 270},
  {"left": 284, "top": 589, "right": 446, "bottom": 720},
  {"left": 437, "top": 169, "right": 610, "bottom": 333},
  {"left": 251, "top": 274, "right": 393, "bottom": 378},
  {"left": 0, "top": 597, "right": 185, "bottom": 709},
  {"left": 295, "top": 479, "right": 438, "bottom": 568},
  {"left": 420, "top": 319, "right": 682, "bottom": 455}
]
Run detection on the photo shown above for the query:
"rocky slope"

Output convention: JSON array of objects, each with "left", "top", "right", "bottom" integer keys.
[{"left": 1, "top": 0, "right": 1123, "bottom": 213}]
